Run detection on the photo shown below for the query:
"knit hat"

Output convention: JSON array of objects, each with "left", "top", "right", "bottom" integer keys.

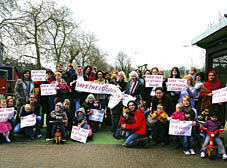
[
  {"left": 56, "top": 102, "right": 63, "bottom": 112},
  {"left": 76, "top": 107, "right": 85, "bottom": 115}
]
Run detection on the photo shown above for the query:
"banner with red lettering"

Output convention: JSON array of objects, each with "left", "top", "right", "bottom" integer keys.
[
  {"left": 122, "top": 93, "right": 136, "bottom": 107},
  {"left": 31, "top": 70, "right": 46, "bottom": 81},
  {"left": 0, "top": 107, "right": 14, "bottom": 122},
  {"left": 88, "top": 109, "right": 105, "bottom": 122},
  {"left": 169, "top": 119, "right": 192, "bottom": 136},
  {"left": 20, "top": 114, "right": 36, "bottom": 128},
  {"left": 70, "top": 126, "right": 89, "bottom": 143},
  {"left": 40, "top": 84, "right": 57, "bottom": 96},
  {"left": 212, "top": 87, "right": 227, "bottom": 104},
  {"left": 167, "top": 78, "right": 187, "bottom": 91},
  {"left": 145, "top": 75, "right": 163, "bottom": 87},
  {"left": 75, "top": 81, "right": 122, "bottom": 98},
  {"left": 108, "top": 96, "right": 122, "bottom": 109}
]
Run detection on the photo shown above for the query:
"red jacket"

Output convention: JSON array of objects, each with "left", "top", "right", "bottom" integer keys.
[{"left": 124, "top": 108, "right": 146, "bottom": 135}]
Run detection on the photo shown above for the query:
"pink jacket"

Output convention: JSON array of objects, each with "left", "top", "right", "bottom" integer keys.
[{"left": 171, "top": 111, "right": 184, "bottom": 121}]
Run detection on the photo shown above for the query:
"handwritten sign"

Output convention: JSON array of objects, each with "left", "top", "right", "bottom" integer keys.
[
  {"left": 88, "top": 109, "right": 105, "bottom": 122},
  {"left": 167, "top": 78, "right": 187, "bottom": 91},
  {"left": 108, "top": 96, "right": 122, "bottom": 109},
  {"left": 122, "top": 93, "right": 136, "bottom": 107},
  {"left": 76, "top": 81, "right": 123, "bottom": 98},
  {"left": 40, "top": 84, "right": 56, "bottom": 96},
  {"left": 31, "top": 70, "right": 46, "bottom": 81},
  {"left": 145, "top": 75, "right": 163, "bottom": 87},
  {"left": 20, "top": 114, "right": 36, "bottom": 128},
  {"left": 70, "top": 126, "right": 89, "bottom": 143},
  {"left": 212, "top": 87, "right": 227, "bottom": 104},
  {"left": 0, "top": 107, "right": 14, "bottom": 122},
  {"left": 169, "top": 119, "right": 192, "bottom": 136}
]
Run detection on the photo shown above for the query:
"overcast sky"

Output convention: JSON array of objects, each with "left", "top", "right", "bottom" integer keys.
[{"left": 59, "top": 0, "right": 227, "bottom": 70}]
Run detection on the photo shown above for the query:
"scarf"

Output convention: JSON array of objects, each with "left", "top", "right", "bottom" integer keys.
[{"left": 202, "top": 71, "right": 221, "bottom": 92}]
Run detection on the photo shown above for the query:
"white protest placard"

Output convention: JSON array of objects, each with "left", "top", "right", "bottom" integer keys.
[
  {"left": 122, "top": 93, "right": 136, "bottom": 107},
  {"left": 40, "top": 84, "right": 56, "bottom": 96},
  {"left": 212, "top": 87, "right": 227, "bottom": 104},
  {"left": 88, "top": 109, "right": 105, "bottom": 122},
  {"left": 169, "top": 119, "right": 192, "bottom": 136},
  {"left": 70, "top": 126, "right": 89, "bottom": 143},
  {"left": 76, "top": 81, "right": 123, "bottom": 108},
  {"left": 145, "top": 75, "right": 163, "bottom": 88},
  {"left": 167, "top": 78, "right": 187, "bottom": 91},
  {"left": 20, "top": 114, "right": 36, "bottom": 128},
  {"left": 31, "top": 70, "right": 46, "bottom": 81},
  {"left": 108, "top": 96, "right": 122, "bottom": 109},
  {"left": 0, "top": 107, "right": 14, "bottom": 122}
]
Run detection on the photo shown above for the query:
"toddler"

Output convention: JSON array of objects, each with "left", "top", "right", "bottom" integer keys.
[
  {"left": 50, "top": 102, "right": 68, "bottom": 139},
  {"left": 200, "top": 111, "right": 227, "bottom": 160},
  {"left": 171, "top": 103, "right": 184, "bottom": 121},
  {"left": 0, "top": 99, "right": 12, "bottom": 142}
]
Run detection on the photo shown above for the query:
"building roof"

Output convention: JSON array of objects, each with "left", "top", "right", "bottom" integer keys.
[{"left": 191, "top": 18, "right": 227, "bottom": 49}]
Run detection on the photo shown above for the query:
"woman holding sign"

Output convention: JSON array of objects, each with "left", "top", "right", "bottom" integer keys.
[
  {"left": 121, "top": 101, "right": 147, "bottom": 147},
  {"left": 197, "top": 71, "right": 224, "bottom": 124}
]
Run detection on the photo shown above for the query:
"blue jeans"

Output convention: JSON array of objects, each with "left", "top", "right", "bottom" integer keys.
[
  {"left": 180, "top": 135, "right": 194, "bottom": 151},
  {"left": 52, "top": 120, "right": 66, "bottom": 138},
  {"left": 124, "top": 133, "right": 144, "bottom": 147},
  {"left": 13, "top": 116, "right": 42, "bottom": 136}
]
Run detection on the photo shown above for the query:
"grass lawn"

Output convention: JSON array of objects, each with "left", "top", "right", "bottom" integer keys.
[{"left": 13, "top": 126, "right": 124, "bottom": 145}]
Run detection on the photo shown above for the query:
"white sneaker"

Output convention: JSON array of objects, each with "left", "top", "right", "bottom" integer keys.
[
  {"left": 37, "top": 134, "right": 42, "bottom": 138},
  {"left": 46, "top": 138, "right": 51, "bottom": 142},
  {"left": 222, "top": 154, "right": 227, "bottom": 160},
  {"left": 201, "top": 152, "right": 205, "bottom": 158},
  {"left": 184, "top": 151, "right": 190, "bottom": 155},
  {"left": 189, "top": 149, "right": 196, "bottom": 155}
]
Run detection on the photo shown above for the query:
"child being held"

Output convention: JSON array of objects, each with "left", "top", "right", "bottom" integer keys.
[
  {"left": 180, "top": 109, "right": 197, "bottom": 155},
  {"left": 50, "top": 102, "right": 68, "bottom": 139},
  {"left": 152, "top": 104, "right": 169, "bottom": 145},
  {"left": 200, "top": 110, "right": 227, "bottom": 160},
  {"left": 0, "top": 99, "right": 12, "bottom": 142},
  {"left": 115, "top": 108, "right": 133, "bottom": 139},
  {"left": 56, "top": 79, "right": 72, "bottom": 93},
  {"left": 197, "top": 107, "right": 210, "bottom": 123},
  {"left": 171, "top": 103, "right": 184, "bottom": 121}
]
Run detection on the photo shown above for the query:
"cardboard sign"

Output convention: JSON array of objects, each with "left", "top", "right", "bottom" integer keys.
[
  {"left": 20, "top": 114, "right": 36, "bottom": 128},
  {"left": 167, "top": 78, "right": 187, "bottom": 91},
  {"left": 122, "top": 93, "right": 136, "bottom": 107},
  {"left": 212, "top": 87, "right": 227, "bottom": 104},
  {"left": 169, "top": 119, "right": 192, "bottom": 136},
  {"left": 70, "top": 126, "right": 89, "bottom": 143},
  {"left": 108, "top": 96, "right": 122, "bottom": 109},
  {"left": 145, "top": 75, "right": 163, "bottom": 87},
  {"left": 0, "top": 107, "right": 14, "bottom": 122},
  {"left": 31, "top": 70, "right": 46, "bottom": 81},
  {"left": 88, "top": 109, "right": 105, "bottom": 122},
  {"left": 40, "top": 84, "right": 57, "bottom": 96}
]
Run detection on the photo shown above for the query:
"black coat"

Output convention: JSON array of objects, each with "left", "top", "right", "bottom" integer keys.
[{"left": 124, "top": 80, "right": 145, "bottom": 101}]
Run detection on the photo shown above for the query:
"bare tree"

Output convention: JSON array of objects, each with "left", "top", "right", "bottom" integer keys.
[{"left": 115, "top": 51, "right": 132, "bottom": 75}]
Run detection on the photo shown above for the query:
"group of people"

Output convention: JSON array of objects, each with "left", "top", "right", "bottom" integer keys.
[{"left": 0, "top": 64, "right": 226, "bottom": 159}]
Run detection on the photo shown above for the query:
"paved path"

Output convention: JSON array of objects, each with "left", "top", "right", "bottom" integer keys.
[{"left": 1, "top": 142, "right": 227, "bottom": 168}]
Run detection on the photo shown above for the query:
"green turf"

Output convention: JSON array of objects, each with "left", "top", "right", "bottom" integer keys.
[{"left": 13, "top": 126, "right": 124, "bottom": 144}]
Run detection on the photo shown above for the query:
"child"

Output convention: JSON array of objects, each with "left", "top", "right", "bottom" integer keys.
[
  {"left": 181, "top": 109, "right": 197, "bottom": 155},
  {"left": 200, "top": 111, "right": 227, "bottom": 159},
  {"left": 20, "top": 104, "right": 35, "bottom": 140},
  {"left": 152, "top": 104, "right": 169, "bottom": 146},
  {"left": 197, "top": 107, "right": 210, "bottom": 123},
  {"left": 171, "top": 103, "right": 184, "bottom": 121},
  {"left": 87, "top": 100, "right": 101, "bottom": 132},
  {"left": 73, "top": 107, "right": 92, "bottom": 138},
  {"left": 63, "top": 99, "right": 73, "bottom": 136},
  {"left": 0, "top": 99, "right": 12, "bottom": 142},
  {"left": 56, "top": 79, "right": 72, "bottom": 93},
  {"left": 50, "top": 102, "right": 68, "bottom": 139},
  {"left": 115, "top": 108, "right": 133, "bottom": 139}
]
